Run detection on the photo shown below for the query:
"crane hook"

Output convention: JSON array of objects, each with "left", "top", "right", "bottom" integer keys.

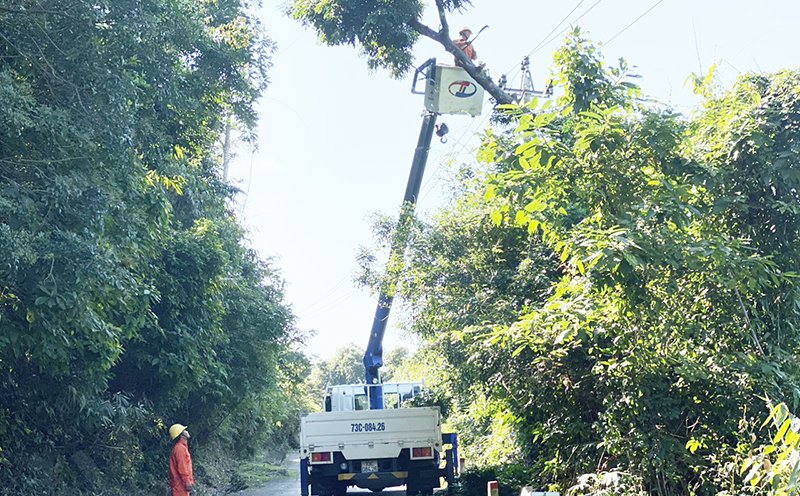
[{"left": 435, "top": 123, "right": 449, "bottom": 144}]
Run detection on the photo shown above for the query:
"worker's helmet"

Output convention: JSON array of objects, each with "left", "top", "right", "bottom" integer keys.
[
  {"left": 459, "top": 27, "right": 473, "bottom": 37},
  {"left": 169, "top": 424, "right": 188, "bottom": 440}
]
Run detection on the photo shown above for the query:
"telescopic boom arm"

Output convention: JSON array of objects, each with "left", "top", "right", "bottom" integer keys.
[{"left": 363, "top": 104, "right": 438, "bottom": 409}]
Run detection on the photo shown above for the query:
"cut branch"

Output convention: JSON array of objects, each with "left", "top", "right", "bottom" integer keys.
[
  {"left": 410, "top": 5, "right": 514, "bottom": 106},
  {"left": 434, "top": 0, "right": 450, "bottom": 35}
]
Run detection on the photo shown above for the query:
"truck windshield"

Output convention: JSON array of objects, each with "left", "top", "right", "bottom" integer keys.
[
  {"left": 383, "top": 392, "right": 399, "bottom": 409},
  {"left": 354, "top": 393, "right": 369, "bottom": 410},
  {"left": 324, "top": 382, "right": 425, "bottom": 411}
]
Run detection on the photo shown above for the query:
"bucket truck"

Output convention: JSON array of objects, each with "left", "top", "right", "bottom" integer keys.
[{"left": 299, "top": 59, "right": 484, "bottom": 496}]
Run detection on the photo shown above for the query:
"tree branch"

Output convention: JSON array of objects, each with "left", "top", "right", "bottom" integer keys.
[
  {"left": 434, "top": 0, "right": 450, "bottom": 36},
  {"left": 734, "top": 286, "right": 765, "bottom": 357},
  {"left": 410, "top": 4, "right": 514, "bottom": 106}
]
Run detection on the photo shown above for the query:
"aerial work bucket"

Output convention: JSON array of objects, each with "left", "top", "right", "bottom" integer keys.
[{"left": 423, "top": 64, "right": 485, "bottom": 117}]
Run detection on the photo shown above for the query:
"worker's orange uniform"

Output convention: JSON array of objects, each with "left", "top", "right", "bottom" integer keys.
[
  {"left": 453, "top": 37, "right": 477, "bottom": 61},
  {"left": 169, "top": 437, "right": 194, "bottom": 496}
]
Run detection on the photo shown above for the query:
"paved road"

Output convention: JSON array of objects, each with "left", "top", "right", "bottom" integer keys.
[{"left": 232, "top": 456, "right": 408, "bottom": 496}]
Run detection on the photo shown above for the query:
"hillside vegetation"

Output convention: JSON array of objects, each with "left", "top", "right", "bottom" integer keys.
[
  {"left": 0, "top": 1, "right": 309, "bottom": 494},
  {"left": 359, "top": 29, "right": 800, "bottom": 496},
  {"left": 5, "top": 0, "right": 800, "bottom": 495}
]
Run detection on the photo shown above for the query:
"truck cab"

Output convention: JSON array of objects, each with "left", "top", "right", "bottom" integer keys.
[
  {"left": 300, "top": 381, "right": 456, "bottom": 495},
  {"left": 324, "top": 382, "right": 424, "bottom": 412}
]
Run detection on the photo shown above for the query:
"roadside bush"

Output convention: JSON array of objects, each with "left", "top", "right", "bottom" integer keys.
[{"left": 452, "top": 464, "right": 541, "bottom": 496}]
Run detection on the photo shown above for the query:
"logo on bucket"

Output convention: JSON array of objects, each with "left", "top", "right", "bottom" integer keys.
[{"left": 448, "top": 80, "right": 477, "bottom": 98}]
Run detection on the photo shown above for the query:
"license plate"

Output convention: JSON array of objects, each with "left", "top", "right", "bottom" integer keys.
[{"left": 361, "top": 460, "right": 378, "bottom": 473}]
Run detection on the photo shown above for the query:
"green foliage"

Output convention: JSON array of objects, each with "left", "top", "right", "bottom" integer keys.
[
  {"left": 365, "top": 28, "right": 800, "bottom": 496},
  {"left": 567, "top": 471, "right": 648, "bottom": 496},
  {"left": 304, "top": 344, "right": 412, "bottom": 404},
  {"left": 287, "top": 0, "right": 476, "bottom": 78},
  {"left": 381, "top": 345, "right": 410, "bottom": 381},
  {"left": 450, "top": 464, "right": 539, "bottom": 496},
  {"left": 0, "top": 0, "right": 304, "bottom": 493},
  {"left": 287, "top": 0, "right": 424, "bottom": 77},
  {"left": 734, "top": 401, "right": 800, "bottom": 496},
  {"left": 310, "top": 343, "right": 366, "bottom": 388}
]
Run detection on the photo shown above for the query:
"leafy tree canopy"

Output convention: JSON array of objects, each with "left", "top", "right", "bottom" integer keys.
[
  {"left": 0, "top": 0, "right": 303, "bottom": 493},
  {"left": 287, "top": 0, "right": 514, "bottom": 103},
  {"left": 363, "top": 27, "right": 800, "bottom": 495}
]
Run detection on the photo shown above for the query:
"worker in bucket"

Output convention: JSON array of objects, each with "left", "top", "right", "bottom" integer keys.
[
  {"left": 168, "top": 424, "right": 195, "bottom": 495},
  {"left": 453, "top": 27, "right": 478, "bottom": 62}
]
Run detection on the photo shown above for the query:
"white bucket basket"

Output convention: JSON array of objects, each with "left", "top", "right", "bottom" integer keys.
[{"left": 423, "top": 64, "right": 485, "bottom": 117}]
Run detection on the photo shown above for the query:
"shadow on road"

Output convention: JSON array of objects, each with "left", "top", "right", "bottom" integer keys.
[{"left": 231, "top": 455, "right": 413, "bottom": 495}]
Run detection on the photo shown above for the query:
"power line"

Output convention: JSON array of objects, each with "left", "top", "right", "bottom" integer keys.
[
  {"left": 496, "top": 0, "right": 581, "bottom": 90},
  {"left": 526, "top": 0, "right": 587, "bottom": 60},
  {"left": 421, "top": 107, "right": 492, "bottom": 190},
  {"left": 297, "top": 268, "right": 358, "bottom": 314},
  {"left": 301, "top": 288, "right": 361, "bottom": 320},
  {"left": 503, "top": 0, "right": 604, "bottom": 90},
  {"left": 530, "top": 0, "right": 604, "bottom": 57},
  {"left": 418, "top": 164, "right": 444, "bottom": 205},
  {"left": 604, "top": 0, "right": 665, "bottom": 46},
  {"left": 238, "top": 148, "right": 256, "bottom": 218}
]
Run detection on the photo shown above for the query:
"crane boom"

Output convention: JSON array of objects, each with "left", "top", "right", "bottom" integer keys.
[
  {"left": 363, "top": 111, "right": 438, "bottom": 409},
  {"left": 299, "top": 58, "right": 479, "bottom": 496}
]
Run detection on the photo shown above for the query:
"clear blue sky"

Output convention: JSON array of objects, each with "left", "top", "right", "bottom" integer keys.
[{"left": 227, "top": 0, "right": 799, "bottom": 361}]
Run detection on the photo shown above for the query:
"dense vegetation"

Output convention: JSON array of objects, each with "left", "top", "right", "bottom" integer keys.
[
  {"left": 290, "top": 1, "right": 800, "bottom": 493},
  {"left": 0, "top": 0, "right": 308, "bottom": 494},
  {"left": 360, "top": 30, "right": 800, "bottom": 496},
  {"left": 4, "top": 0, "right": 800, "bottom": 494}
]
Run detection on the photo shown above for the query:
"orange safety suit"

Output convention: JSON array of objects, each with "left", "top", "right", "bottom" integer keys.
[
  {"left": 453, "top": 37, "right": 477, "bottom": 61},
  {"left": 169, "top": 437, "right": 194, "bottom": 496}
]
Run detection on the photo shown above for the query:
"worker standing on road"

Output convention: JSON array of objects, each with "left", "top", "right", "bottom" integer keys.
[
  {"left": 169, "top": 424, "right": 195, "bottom": 495},
  {"left": 453, "top": 27, "right": 477, "bottom": 62}
]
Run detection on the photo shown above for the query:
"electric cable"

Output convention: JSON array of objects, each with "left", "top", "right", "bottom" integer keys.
[
  {"left": 272, "top": 34, "right": 305, "bottom": 61},
  {"left": 417, "top": 94, "right": 495, "bottom": 200},
  {"left": 297, "top": 268, "right": 359, "bottom": 314},
  {"left": 418, "top": 118, "right": 477, "bottom": 201},
  {"left": 418, "top": 164, "right": 449, "bottom": 206},
  {"left": 301, "top": 288, "right": 361, "bottom": 320},
  {"left": 421, "top": 113, "right": 488, "bottom": 193},
  {"left": 525, "top": 0, "right": 587, "bottom": 61},
  {"left": 503, "top": 0, "right": 605, "bottom": 87},
  {"left": 238, "top": 148, "right": 256, "bottom": 218},
  {"left": 417, "top": 107, "right": 496, "bottom": 206},
  {"left": 604, "top": 0, "right": 665, "bottom": 46},
  {"left": 530, "top": 0, "right": 604, "bottom": 56}
]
